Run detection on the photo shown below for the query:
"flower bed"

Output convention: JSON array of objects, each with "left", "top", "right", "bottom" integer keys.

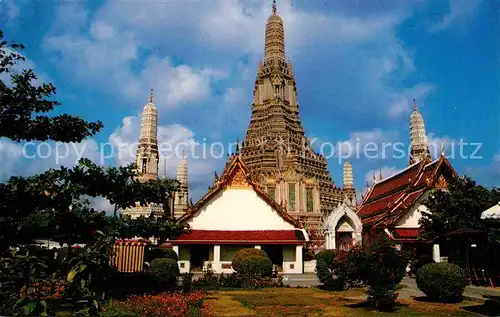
[{"left": 102, "top": 291, "right": 211, "bottom": 317}]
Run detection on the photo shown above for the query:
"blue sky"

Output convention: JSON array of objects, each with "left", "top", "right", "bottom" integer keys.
[{"left": 1, "top": 0, "right": 498, "bottom": 209}]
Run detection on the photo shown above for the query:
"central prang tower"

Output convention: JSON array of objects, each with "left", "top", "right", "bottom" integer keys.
[{"left": 240, "top": 1, "right": 345, "bottom": 228}]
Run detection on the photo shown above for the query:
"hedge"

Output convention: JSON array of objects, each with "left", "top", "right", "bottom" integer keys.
[
  {"left": 416, "top": 262, "right": 467, "bottom": 302},
  {"left": 231, "top": 248, "right": 269, "bottom": 272},
  {"left": 151, "top": 258, "right": 180, "bottom": 289},
  {"left": 240, "top": 255, "right": 273, "bottom": 277}
]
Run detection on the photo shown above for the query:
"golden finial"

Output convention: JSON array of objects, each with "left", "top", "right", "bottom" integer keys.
[
  {"left": 272, "top": 0, "right": 277, "bottom": 14},
  {"left": 440, "top": 139, "right": 445, "bottom": 156},
  {"left": 413, "top": 98, "right": 417, "bottom": 111},
  {"left": 149, "top": 89, "right": 154, "bottom": 103}
]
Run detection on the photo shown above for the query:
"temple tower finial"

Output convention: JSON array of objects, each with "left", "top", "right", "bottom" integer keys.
[
  {"left": 149, "top": 89, "right": 154, "bottom": 103},
  {"left": 409, "top": 99, "right": 430, "bottom": 165},
  {"left": 265, "top": 0, "right": 285, "bottom": 61},
  {"left": 413, "top": 98, "right": 417, "bottom": 111}
]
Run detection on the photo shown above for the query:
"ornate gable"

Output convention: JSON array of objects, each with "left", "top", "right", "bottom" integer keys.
[
  {"left": 178, "top": 154, "right": 300, "bottom": 228},
  {"left": 358, "top": 156, "right": 457, "bottom": 228}
]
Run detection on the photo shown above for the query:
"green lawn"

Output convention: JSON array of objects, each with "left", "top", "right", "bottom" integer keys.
[{"left": 205, "top": 288, "right": 476, "bottom": 316}]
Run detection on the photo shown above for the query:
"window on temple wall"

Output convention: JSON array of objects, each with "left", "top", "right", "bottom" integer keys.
[
  {"left": 268, "top": 187, "right": 276, "bottom": 200},
  {"left": 288, "top": 183, "right": 295, "bottom": 211},
  {"left": 306, "top": 188, "right": 313, "bottom": 212},
  {"left": 142, "top": 158, "right": 147, "bottom": 174}
]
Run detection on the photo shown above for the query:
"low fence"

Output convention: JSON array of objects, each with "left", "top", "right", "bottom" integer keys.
[{"left": 111, "top": 240, "right": 147, "bottom": 272}]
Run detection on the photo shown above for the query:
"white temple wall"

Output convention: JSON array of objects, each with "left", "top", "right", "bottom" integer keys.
[{"left": 187, "top": 188, "right": 295, "bottom": 230}]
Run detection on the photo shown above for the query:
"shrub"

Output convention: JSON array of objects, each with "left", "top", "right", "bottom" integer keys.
[
  {"left": 231, "top": 248, "right": 269, "bottom": 272},
  {"left": 416, "top": 262, "right": 467, "bottom": 302},
  {"left": 240, "top": 255, "right": 273, "bottom": 277},
  {"left": 181, "top": 273, "right": 193, "bottom": 293},
  {"left": 316, "top": 258, "right": 334, "bottom": 287},
  {"left": 410, "top": 257, "right": 435, "bottom": 276},
  {"left": 349, "top": 239, "right": 408, "bottom": 311},
  {"left": 315, "top": 250, "right": 335, "bottom": 266},
  {"left": 315, "top": 249, "right": 350, "bottom": 290},
  {"left": 147, "top": 247, "right": 179, "bottom": 262},
  {"left": 150, "top": 258, "right": 179, "bottom": 289}
]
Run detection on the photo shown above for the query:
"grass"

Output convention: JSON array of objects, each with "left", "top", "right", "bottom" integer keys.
[{"left": 205, "top": 288, "right": 477, "bottom": 316}]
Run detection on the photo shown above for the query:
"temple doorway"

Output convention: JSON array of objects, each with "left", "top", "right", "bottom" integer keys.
[
  {"left": 190, "top": 245, "right": 210, "bottom": 272},
  {"left": 262, "top": 245, "right": 283, "bottom": 271}
]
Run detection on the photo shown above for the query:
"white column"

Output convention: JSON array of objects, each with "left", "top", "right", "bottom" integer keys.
[
  {"left": 173, "top": 245, "right": 179, "bottom": 256},
  {"left": 254, "top": 245, "right": 261, "bottom": 249},
  {"left": 295, "top": 245, "right": 303, "bottom": 273},
  {"left": 332, "top": 231, "right": 336, "bottom": 250},
  {"left": 214, "top": 245, "right": 221, "bottom": 272},
  {"left": 432, "top": 244, "right": 441, "bottom": 263}
]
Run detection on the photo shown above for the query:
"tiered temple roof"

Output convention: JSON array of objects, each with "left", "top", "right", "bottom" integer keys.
[{"left": 357, "top": 155, "right": 457, "bottom": 240}]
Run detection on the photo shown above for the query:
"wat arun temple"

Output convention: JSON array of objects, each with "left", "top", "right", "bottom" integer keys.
[
  {"left": 123, "top": 1, "right": 355, "bottom": 229},
  {"left": 239, "top": 3, "right": 353, "bottom": 227}
]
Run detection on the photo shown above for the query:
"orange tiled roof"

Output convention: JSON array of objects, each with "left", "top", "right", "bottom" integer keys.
[
  {"left": 171, "top": 230, "right": 306, "bottom": 245},
  {"left": 358, "top": 156, "right": 457, "bottom": 228}
]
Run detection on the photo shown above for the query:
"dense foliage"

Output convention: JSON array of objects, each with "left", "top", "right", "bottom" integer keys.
[
  {"left": 419, "top": 176, "right": 500, "bottom": 282},
  {"left": 416, "top": 262, "right": 467, "bottom": 302},
  {"left": 240, "top": 255, "right": 273, "bottom": 277},
  {"left": 192, "top": 269, "right": 284, "bottom": 290},
  {"left": 231, "top": 248, "right": 269, "bottom": 273},
  {"left": 315, "top": 250, "right": 350, "bottom": 290},
  {"left": 150, "top": 258, "right": 180, "bottom": 290},
  {"left": 0, "top": 29, "right": 186, "bottom": 316},
  {"left": 420, "top": 176, "right": 500, "bottom": 240},
  {"left": 315, "top": 239, "right": 409, "bottom": 311}
]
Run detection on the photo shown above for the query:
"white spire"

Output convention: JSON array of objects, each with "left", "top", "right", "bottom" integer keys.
[
  {"left": 135, "top": 89, "right": 159, "bottom": 181},
  {"left": 176, "top": 152, "right": 188, "bottom": 186},
  {"left": 409, "top": 99, "right": 429, "bottom": 164},
  {"left": 343, "top": 160, "right": 354, "bottom": 189}
]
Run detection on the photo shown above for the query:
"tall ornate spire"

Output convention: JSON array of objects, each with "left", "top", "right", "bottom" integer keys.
[
  {"left": 343, "top": 160, "right": 354, "bottom": 190},
  {"left": 265, "top": 0, "right": 285, "bottom": 62},
  {"left": 241, "top": 0, "right": 343, "bottom": 229},
  {"left": 174, "top": 152, "right": 189, "bottom": 218},
  {"left": 409, "top": 99, "right": 430, "bottom": 165},
  {"left": 136, "top": 90, "right": 159, "bottom": 181}
]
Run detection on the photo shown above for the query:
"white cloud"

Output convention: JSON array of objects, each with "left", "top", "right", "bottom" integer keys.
[
  {"left": 108, "top": 116, "right": 223, "bottom": 201},
  {"left": 41, "top": 0, "right": 434, "bottom": 121},
  {"left": 387, "top": 84, "right": 435, "bottom": 118},
  {"left": 428, "top": 0, "right": 481, "bottom": 32},
  {"left": 43, "top": 3, "right": 226, "bottom": 110}
]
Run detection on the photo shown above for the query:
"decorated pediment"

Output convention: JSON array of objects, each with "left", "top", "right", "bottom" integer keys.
[{"left": 227, "top": 167, "right": 250, "bottom": 188}]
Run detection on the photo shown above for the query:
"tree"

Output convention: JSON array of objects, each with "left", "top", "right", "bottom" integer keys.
[
  {"left": 1, "top": 30, "right": 103, "bottom": 142},
  {"left": 0, "top": 29, "right": 183, "bottom": 251},
  {"left": 419, "top": 176, "right": 500, "bottom": 282},
  {"left": 419, "top": 176, "right": 500, "bottom": 242}
]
